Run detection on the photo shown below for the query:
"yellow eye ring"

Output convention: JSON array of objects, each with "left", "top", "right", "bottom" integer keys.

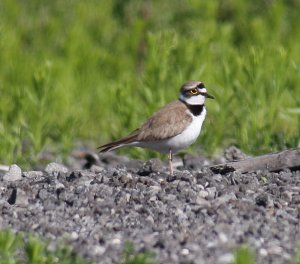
[{"left": 190, "top": 88, "right": 198, "bottom": 95}]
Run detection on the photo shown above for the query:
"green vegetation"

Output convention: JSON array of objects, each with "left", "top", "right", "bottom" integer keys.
[
  {"left": 0, "top": 230, "right": 85, "bottom": 264},
  {"left": 232, "top": 246, "right": 255, "bottom": 264},
  {"left": 0, "top": 231, "right": 259, "bottom": 264},
  {"left": 0, "top": 0, "right": 300, "bottom": 166},
  {"left": 0, "top": 231, "right": 299, "bottom": 264},
  {"left": 295, "top": 246, "right": 300, "bottom": 264},
  {"left": 118, "top": 242, "right": 156, "bottom": 264}
]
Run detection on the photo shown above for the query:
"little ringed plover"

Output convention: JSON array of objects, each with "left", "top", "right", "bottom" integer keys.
[{"left": 98, "top": 80, "right": 214, "bottom": 175}]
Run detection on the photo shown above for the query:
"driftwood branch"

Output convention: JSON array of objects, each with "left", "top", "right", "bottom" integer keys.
[
  {"left": 0, "top": 164, "right": 9, "bottom": 172},
  {"left": 210, "top": 148, "right": 300, "bottom": 175}
]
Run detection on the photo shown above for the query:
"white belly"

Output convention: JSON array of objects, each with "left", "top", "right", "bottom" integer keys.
[{"left": 135, "top": 108, "right": 207, "bottom": 153}]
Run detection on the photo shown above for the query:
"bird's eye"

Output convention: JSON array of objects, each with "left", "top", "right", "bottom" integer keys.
[{"left": 190, "top": 88, "right": 198, "bottom": 95}]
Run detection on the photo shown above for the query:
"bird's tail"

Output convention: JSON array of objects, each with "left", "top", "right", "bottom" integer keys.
[{"left": 98, "top": 133, "right": 138, "bottom": 152}]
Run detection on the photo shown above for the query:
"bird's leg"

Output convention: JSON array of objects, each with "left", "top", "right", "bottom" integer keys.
[{"left": 168, "top": 149, "right": 173, "bottom": 176}]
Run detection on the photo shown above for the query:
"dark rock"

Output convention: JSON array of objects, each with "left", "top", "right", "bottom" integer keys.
[
  {"left": 255, "top": 193, "right": 269, "bottom": 207},
  {"left": 7, "top": 188, "right": 17, "bottom": 205},
  {"left": 138, "top": 159, "right": 164, "bottom": 176},
  {"left": 66, "top": 171, "right": 82, "bottom": 182},
  {"left": 83, "top": 152, "right": 100, "bottom": 169},
  {"left": 7, "top": 188, "right": 28, "bottom": 207}
]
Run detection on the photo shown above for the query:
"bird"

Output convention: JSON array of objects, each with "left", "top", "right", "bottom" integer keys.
[{"left": 98, "top": 80, "right": 214, "bottom": 176}]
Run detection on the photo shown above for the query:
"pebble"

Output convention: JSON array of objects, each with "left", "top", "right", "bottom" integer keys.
[
  {"left": 255, "top": 193, "right": 269, "bottom": 207},
  {"left": 268, "top": 245, "right": 283, "bottom": 255},
  {"left": 90, "top": 165, "right": 105, "bottom": 173},
  {"left": 38, "top": 189, "right": 50, "bottom": 200},
  {"left": 218, "top": 253, "right": 234, "bottom": 264},
  {"left": 213, "top": 192, "right": 237, "bottom": 207},
  {"left": 259, "top": 248, "right": 268, "bottom": 257},
  {"left": 218, "top": 232, "right": 228, "bottom": 243},
  {"left": 183, "top": 154, "right": 210, "bottom": 170},
  {"left": 281, "top": 190, "right": 293, "bottom": 202},
  {"left": 45, "top": 162, "right": 69, "bottom": 175},
  {"left": 138, "top": 158, "right": 163, "bottom": 175},
  {"left": 3, "top": 164, "right": 22, "bottom": 181},
  {"left": 91, "top": 245, "right": 106, "bottom": 256},
  {"left": 23, "top": 171, "right": 43, "bottom": 179},
  {"left": 206, "top": 187, "right": 217, "bottom": 199},
  {"left": 181, "top": 248, "right": 189, "bottom": 255},
  {"left": 199, "top": 190, "right": 209, "bottom": 198},
  {"left": 195, "top": 196, "right": 211, "bottom": 207},
  {"left": 111, "top": 238, "right": 121, "bottom": 245},
  {"left": 224, "top": 146, "right": 248, "bottom": 161},
  {"left": 1, "top": 150, "right": 299, "bottom": 264},
  {"left": 55, "top": 182, "right": 65, "bottom": 191},
  {"left": 120, "top": 173, "right": 133, "bottom": 183},
  {"left": 15, "top": 188, "right": 29, "bottom": 207},
  {"left": 70, "top": 231, "right": 79, "bottom": 241}
]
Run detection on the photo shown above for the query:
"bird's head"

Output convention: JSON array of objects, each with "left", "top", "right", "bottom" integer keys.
[{"left": 179, "top": 80, "right": 214, "bottom": 105}]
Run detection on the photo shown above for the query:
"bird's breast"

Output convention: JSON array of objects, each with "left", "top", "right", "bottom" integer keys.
[{"left": 165, "top": 108, "right": 207, "bottom": 152}]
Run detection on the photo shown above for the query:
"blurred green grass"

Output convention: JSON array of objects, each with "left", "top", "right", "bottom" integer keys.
[
  {"left": 0, "top": 230, "right": 86, "bottom": 264},
  {"left": 0, "top": 230, "right": 299, "bottom": 264},
  {"left": 0, "top": 0, "right": 300, "bottom": 165}
]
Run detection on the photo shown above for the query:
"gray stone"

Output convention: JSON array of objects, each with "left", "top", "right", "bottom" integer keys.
[
  {"left": 206, "top": 187, "right": 217, "bottom": 199},
  {"left": 199, "top": 190, "right": 209, "bottom": 198},
  {"left": 23, "top": 171, "right": 43, "bottom": 179},
  {"left": 90, "top": 165, "right": 105, "bottom": 173},
  {"left": 195, "top": 196, "right": 211, "bottom": 207},
  {"left": 217, "top": 253, "right": 234, "bottom": 264},
  {"left": 224, "top": 146, "right": 249, "bottom": 161},
  {"left": 45, "top": 162, "right": 69, "bottom": 175},
  {"left": 38, "top": 189, "right": 51, "bottom": 200},
  {"left": 281, "top": 190, "right": 293, "bottom": 202},
  {"left": 120, "top": 173, "right": 133, "bottom": 183},
  {"left": 213, "top": 192, "right": 237, "bottom": 207},
  {"left": 3, "top": 164, "right": 22, "bottom": 181},
  {"left": 138, "top": 158, "right": 164, "bottom": 176},
  {"left": 183, "top": 154, "right": 211, "bottom": 170},
  {"left": 91, "top": 245, "right": 106, "bottom": 256},
  {"left": 1, "top": 156, "right": 300, "bottom": 264},
  {"left": 13, "top": 188, "right": 29, "bottom": 207}
]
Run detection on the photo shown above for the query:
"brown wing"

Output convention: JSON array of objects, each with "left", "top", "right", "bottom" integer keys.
[
  {"left": 136, "top": 100, "right": 192, "bottom": 141},
  {"left": 98, "top": 100, "right": 192, "bottom": 152}
]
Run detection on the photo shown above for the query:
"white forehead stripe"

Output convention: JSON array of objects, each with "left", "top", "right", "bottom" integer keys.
[{"left": 199, "top": 88, "right": 207, "bottom": 93}]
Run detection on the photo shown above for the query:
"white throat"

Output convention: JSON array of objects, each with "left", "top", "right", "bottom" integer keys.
[{"left": 179, "top": 94, "right": 206, "bottom": 105}]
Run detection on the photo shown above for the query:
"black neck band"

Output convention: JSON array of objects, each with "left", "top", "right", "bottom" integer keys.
[
  {"left": 180, "top": 99, "right": 204, "bottom": 116},
  {"left": 187, "top": 104, "right": 204, "bottom": 116}
]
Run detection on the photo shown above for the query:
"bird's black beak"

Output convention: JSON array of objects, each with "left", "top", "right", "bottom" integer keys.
[{"left": 205, "top": 93, "right": 215, "bottom": 99}]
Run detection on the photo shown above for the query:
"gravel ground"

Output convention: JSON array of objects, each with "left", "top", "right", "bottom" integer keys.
[{"left": 0, "top": 148, "right": 300, "bottom": 264}]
